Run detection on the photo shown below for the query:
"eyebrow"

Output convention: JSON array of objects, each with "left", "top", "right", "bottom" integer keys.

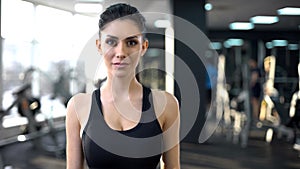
[
  {"left": 125, "top": 35, "right": 139, "bottom": 40},
  {"left": 105, "top": 34, "right": 141, "bottom": 40},
  {"left": 106, "top": 35, "right": 118, "bottom": 39}
]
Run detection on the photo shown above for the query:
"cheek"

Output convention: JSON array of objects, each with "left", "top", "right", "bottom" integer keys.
[
  {"left": 101, "top": 48, "right": 113, "bottom": 65},
  {"left": 102, "top": 46, "right": 115, "bottom": 58},
  {"left": 129, "top": 51, "right": 142, "bottom": 64},
  {"left": 129, "top": 45, "right": 143, "bottom": 56}
]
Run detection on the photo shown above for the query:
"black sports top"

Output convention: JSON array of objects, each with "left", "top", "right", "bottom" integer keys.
[{"left": 82, "top": 86, "right": 163, "bottom": 169}]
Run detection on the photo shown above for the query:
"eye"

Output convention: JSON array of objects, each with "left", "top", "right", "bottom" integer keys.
[
  {"left": 127, "top": 40, "right": 139, "bottom": 47},
  {"left": 105, "top": 39, "right": 117, "bottom": 46}
]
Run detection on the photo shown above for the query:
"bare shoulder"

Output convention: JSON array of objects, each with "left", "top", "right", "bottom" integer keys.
[
  {"left": 66, "top": 92, "right": 93, "bottom": 125},
  {"left": 151, "top": 89, "right": 179, "bottom": 111},
  {"left": 164, "top": 91, "right": 179, "bottom": 107},
  {"left": 161, "top": 91, "right": 180, "bottom": 119},
  {"left": 151, "top": 89, "right": 180, "bottom": 130},
  {"left": 72, "top": 92, "right": 92, "bottom": 106},
  {"left": 67, "top": 93, "right": 92, "bottom": 111}
]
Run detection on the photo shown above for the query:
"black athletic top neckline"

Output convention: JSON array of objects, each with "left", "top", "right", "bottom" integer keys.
[
  {"left": 94, "top": 85, "right": 151, "bottom": 133},
  {"left": 81, "top": 85, "right": 163, "bottom": 169}
]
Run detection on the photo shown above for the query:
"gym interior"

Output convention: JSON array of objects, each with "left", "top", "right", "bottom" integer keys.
[{"left": 0, "top": 0, "right": 300, "bottom": 168}]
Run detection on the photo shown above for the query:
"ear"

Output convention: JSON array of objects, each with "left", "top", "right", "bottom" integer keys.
[
  {"left": 96, "top": 39, "right": 102, "bottom": 54},
  {"left": 141, "top": 39, "right": 149, "bottom": 56}
]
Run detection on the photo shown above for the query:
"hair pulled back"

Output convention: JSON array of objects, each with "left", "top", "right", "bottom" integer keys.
[{"left": 98, "top": 3, "right": 146, "bottom": 35}]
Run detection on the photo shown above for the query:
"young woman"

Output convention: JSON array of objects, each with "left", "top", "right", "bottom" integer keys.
[{"left": 66, "top": 3, "right": 180, "bottom": 169}]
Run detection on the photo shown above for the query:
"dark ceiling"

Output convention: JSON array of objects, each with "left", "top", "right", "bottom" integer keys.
[
  {"left": 207, "top": 0, "right": 300, "bottom": 31},
  {"left": 23, "top": 0, "right": 300, "bottom": 31}
]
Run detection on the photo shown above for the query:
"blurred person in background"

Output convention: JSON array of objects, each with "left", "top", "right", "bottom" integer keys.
[{"left": 249, "top": 58, "right": 261, "bottom": 123}]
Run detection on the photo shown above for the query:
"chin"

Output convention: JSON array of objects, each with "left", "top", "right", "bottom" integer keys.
[{"left": 112, "top": 70, "right": 134, "bottom": 79}]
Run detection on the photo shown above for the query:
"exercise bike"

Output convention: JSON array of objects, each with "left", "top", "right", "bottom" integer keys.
[
  {"left": 0, "top": 83, "right": 65, "bottom": 166},
  {"left": 0, "top": 84, "right": 41, "bottom": 133}
]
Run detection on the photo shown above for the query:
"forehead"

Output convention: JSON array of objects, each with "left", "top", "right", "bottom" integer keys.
[{"left": 101, "top": 19, "right": 142, "bottom": 40}]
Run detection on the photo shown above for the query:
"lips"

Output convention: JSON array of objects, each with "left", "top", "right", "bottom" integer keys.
[{"left": 112, "top": 62, "right": 129, "bottom": 68}]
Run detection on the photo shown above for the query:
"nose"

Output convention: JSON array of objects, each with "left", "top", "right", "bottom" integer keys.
[{"left": 115, "top": 41, "right": 127, "bottom": 59}]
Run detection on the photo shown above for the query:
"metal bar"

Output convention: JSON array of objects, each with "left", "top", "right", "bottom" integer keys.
[
  {"left": 0, "top": 124, "right": 65, "bottom": 148},
  {"left": 0, "top": 0, "right": 3, "bottom": 110}
]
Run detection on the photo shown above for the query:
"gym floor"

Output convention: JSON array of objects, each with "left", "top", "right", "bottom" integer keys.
[{"left": 1, "top": 128, "right": 300, "bottom": 169}]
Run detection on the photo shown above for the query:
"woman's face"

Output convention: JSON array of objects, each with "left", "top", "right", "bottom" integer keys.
[{"left": 96, "top": 19, "right": 148, "bottom": 78}]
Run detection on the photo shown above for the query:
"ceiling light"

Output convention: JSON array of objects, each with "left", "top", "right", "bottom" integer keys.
[
  {"left": 272, "top": 40, "right": 288, "bottom": 47},
  {"left": 250, "top": 16, "right": 279, "bottom": 24},
  {"left": 277, "top": 7, "right": 300, "bottom": 15},
  {"left": 265, "top": 42, "right": 273, "bottom": 49},
  {"left": 205, "top": 3, "right": 213, "bottom": 11},
  {"left": 224, "top": 39, "right": 244, "bottom": 48},
  {"left": 154, "top": 20, "right": 171, "bottom": 28},
  {"left": 229, "top": 22, "right": 254, "bottom": 30},
  {"left": 209, "top": 42, "right": 222, "bottom": 50},
  {"left": 74, "top": 3, "right": 103, "bottom": 13},
  {"left": 288, "top": 44, "right": 299, "bottom": 50}
]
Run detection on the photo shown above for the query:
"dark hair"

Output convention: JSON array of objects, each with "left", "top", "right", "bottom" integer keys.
[{"left": 98, "top": 3, "right": 146, "bottom": 35}]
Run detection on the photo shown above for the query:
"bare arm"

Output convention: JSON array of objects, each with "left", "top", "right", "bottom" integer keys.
[
  {"left": 161, "top": 92, "right": 180, "bottom": 169},
  {"left": 66, "top": 96, "right": 84, "bottom": 169}
]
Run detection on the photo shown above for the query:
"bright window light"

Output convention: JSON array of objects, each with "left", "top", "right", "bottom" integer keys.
[
  {"left": 277, "top": 7, "right": 300, "bottom": 15},
  {"left": 272, "top": 40, "right": 288, "bottom": 47},
  {"left": 229, "top": 22, "right": 254, "bottom": 30},
  {"left": 72, "top": 14, "right": 98, "bottom": 60},
  {"left": 165, "top": 27, "right": 174, "bottom": 94},
  {"left": 1, "top": 0, "right": 34, "bottom": 40},
  {"left": 35, "top": 5, "right": 74, "bottom": 67},
  {"left": 250, "top": 16, "right": 279, "bottom": 24},
  {"left": 154, "top": 20, "right": 171, "bottom": 28},
  {"left": 36, "top": 5, "right": 73, "bottom": 42},
  {"left": 74, "top": 3, "right": 103, "bottom": 13}
]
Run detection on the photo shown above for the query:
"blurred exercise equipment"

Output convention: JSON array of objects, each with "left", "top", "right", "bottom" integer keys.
[
  {"left": 0, "top": 83, "right": 65, "bottom": 149},
  {"left": 288, "top": 63, "right": 300, "bottom": 156},
  {"left": 0, "top": 68, "right": 67, "bottom": 168},
  {"left": 258, "top": 56, "right": 293, "bottom": 143},
  {"left": 213, "top": 55, "right": 250, "bottom": 147}
]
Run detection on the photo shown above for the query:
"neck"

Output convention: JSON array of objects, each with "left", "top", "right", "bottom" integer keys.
[{"left": 103, "top": 75, "right": 142, "bottom": 100}]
